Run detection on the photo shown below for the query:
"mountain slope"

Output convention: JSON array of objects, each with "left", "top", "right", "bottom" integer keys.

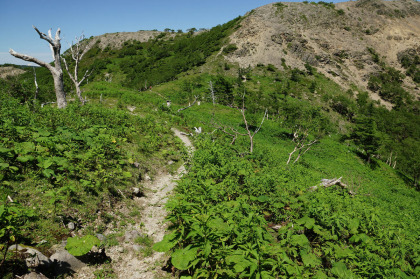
[{"left": 225, "top": 0, "right": 420, "bottom": 106}]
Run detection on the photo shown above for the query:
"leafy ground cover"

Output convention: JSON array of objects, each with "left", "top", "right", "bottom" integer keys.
[
  {"left": 146, "top": 64, "right": 420, "bottom": 278},
  {"left": 155, "top": 108, "right": 419, "bottom": 278},
  {"left": 0, "top": 88, "right": 186, "bottom": 275},
  {"left": 1, "top": 10, "right": 419, "bottom": 277}
]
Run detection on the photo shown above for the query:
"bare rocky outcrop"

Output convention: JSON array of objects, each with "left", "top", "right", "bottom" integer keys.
[
  {"left": 225, "top": 0, "right": 420, "bottom": 103},
  {"left": 86, "top": 31, "right": 168, "bottom": 50},
  {"left": 0, "top": 66, "right": 26, "bottom": 79}
]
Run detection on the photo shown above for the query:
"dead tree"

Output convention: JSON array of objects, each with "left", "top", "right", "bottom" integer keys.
[
  {"left": 32, "top": 67, "right": 39, "bottom": 101},
  {"left": 238, "top": 96, "right": 267, "bottom": 153},
  {"left": 62, "top": 34, "right": 92, "bottom": 104},
  {"left": 10, "top": 26, "right": 67, "bottom": 108},
  {"left": 211, "top": 116, "right": 247, "bottom": 145},
  {"left": 386, "top": 151, "right": 397, "bottom": 169},
  {"left": 212, "top": 93, "right": 267, "bottom": 153},
  {"left": 209, "top": 81, "right": 216, "bottom": 105},
  {"left": 286, "top": 127, "right": 318, "bottom": 164},
  {"left": 177, "top": 96, "right": 198, "bottom": 112},
  {"left": 308, "top": 177, "right": 359, "bottom": 197}
]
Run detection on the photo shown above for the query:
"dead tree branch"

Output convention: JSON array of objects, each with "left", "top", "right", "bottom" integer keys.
[
  {"left": 210, "top": 114, "right": 247, "bottom": 145},
  {"left": 238, "top": 93, "right": 267, "bottom": 153},
  {"left": 63, "top": 34, "right": 93, "bottom": 104},
  {"left": 308, "top": 177, "right": 360, "bottom": 197},
  {"left": 10, "top": 26, "right": 67, "bottom": 108},
  {"left": 32, "top": 67, "right": 39, "bottom": 101},
  {"left": 177, "top": 96, "right": 198, "bottom": 112},
  {"left": 308, "top": 177, "right": 347, "bottom": 191},
  {"left": 211, "top": 92, "right": 267, "bottom": 153},
  {"left": 286, "top": 127, "right": 318, "bottom": 164}
]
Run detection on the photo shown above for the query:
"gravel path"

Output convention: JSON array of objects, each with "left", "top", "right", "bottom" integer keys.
[{"left": 73, "top": 128, "right": 193, "bottom": 279}]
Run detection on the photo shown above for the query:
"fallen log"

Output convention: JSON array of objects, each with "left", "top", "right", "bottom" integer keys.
[
  {"left": 307, "top": 177, "right": 358, "bottom": 197},
  {"left": 177, "top": 96, "right": 198, "bottom": 112}
]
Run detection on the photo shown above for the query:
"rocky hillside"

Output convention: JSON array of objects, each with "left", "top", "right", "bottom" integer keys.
[
  {"left": 86, "top": 30, "right": 163, "bottom": 49},
  {"left": 0, "top": 66, "right": 25, "bottom": 79},
  {"left": 225, "top": 0, "right": 420, "bottom": 105}
]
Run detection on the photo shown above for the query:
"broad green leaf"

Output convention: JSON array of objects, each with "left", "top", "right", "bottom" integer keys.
[
  {"left": 313, "top": 270, "right": 328, "bottom": 279},
  {"left": 171, "top": 246, "right": 198, "bottom": 270},
  {"left": 37, "top": 159, "right": 53, "bottom": 169},
  {"left": 42, "top": 169, "right": 55, "bottom": 178},
  {"left": 17, "top": 155, "right": 35, "bottom": 163},
  {"left": 291, "top": 234, "right": 309, "bottom": 247},
  {"left": 122, "top": 171, "right": 132, "bottom": 178},
  {"left": 204, "top": 241, "right": 211, "bottom": 257},
  {"left": 54, "top": 156, "right": 69, "bottom": 167},
  {"left": 0, "top": 147, "right": 12, "bottom": 153},
  {"left": 348, "top": 218, "right": 360, "bottom": 235},
  {"left": 335, "top": 245, "right": 354, "bottom": 259},
  {"left": 273, "top": 202, "right": 285, "bottom": 209},
  {"left": 349, "top": 233, "right": 372, "bottom": 244},
  {"left": 300, "top": 251, "right": 321, "bottom": 267},
  {"left": 237, "top": 169, "right": 247, "bottom": 176},
  {"left": 226, "top": 254, "right": 251, "bottom": 273},
  {"left": 66, "top": 235, "right": 100, "bottom": 256},
  {"left": 0, "top": 163, "right": 9, "bottom": 170},
  {"left": 257, "top": 195, "right": 269, "bottom": 203},
  {"left": 297, "top": 215, "right": 315, "bottom": 229},
  {"left": 153, "top": 231, "right": 178, "bottom": 252},
  {"left": 331, "top": 262, "right": 355, "bottom": 278},
  {"left": 208, "top": 217, "right": 229, "bottom": 233},
  {"left": 15, "top": 142, "right": 35, "bottom": 155}
]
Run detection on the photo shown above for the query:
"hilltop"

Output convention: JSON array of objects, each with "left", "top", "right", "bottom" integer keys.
[{"left": 226, "top": 0, "right": 420, "bottom": 106}]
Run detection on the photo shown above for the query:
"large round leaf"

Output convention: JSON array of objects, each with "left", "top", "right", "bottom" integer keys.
[{"left": 66, "top": 235, "right": 100, "bottom": 256}]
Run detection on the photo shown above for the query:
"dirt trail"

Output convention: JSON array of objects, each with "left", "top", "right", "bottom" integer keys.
[{"left": 74, "top": 128, "right": 193, "bottom": 279}]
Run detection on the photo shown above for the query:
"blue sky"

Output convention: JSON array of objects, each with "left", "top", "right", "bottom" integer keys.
[{"left": 0, "top": 0, "right": 348, "bottom": 65}]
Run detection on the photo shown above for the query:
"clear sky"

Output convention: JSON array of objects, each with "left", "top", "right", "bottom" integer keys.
[{"left": 0, "top": 0, "right": 348, "bottom": 65}]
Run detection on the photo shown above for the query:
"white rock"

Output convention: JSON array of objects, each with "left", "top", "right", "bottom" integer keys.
[
  {"left": 67, "top": 222, "right": 75, "bottom": 231},
  {"left": 50, "top": 250, "right": 86, "bottom": 272}
]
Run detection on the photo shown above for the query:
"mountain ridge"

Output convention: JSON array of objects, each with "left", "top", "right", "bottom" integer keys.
[{"left": 225, "top": 0, "right": 420, "bottom": 106}]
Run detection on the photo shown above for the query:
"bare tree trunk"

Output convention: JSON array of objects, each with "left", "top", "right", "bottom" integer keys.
[
  {"left": 177, "top": 96, "right": 198, "bottom": 112},
  {"left": 32, "top": 67, "right": 39, "bottom": 101},
  {"left": 286, "top": 128, "right": 318, "bottom": 164},
  {"left": 62, "top": 34, "right": 92, "bottom": 104},
  {"left": 53, "top": 72, "right": 67, "bottom": 108},
  {"left": 238, "top": 92, "right": 267, "bottom": 153},
  {"left": 209, "top": 81, "right": 216, "bottom": 105},
  {"left": 211, "top": 94, "right": 267, "bottom": 153},
  {"left": 10, "top": 26, "right": 67, "bottom": 108}
]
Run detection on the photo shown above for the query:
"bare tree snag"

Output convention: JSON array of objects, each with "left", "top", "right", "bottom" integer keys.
[
  {"left": 211, "top": 115, "right": 247, "bottom": 145},
  {"left": 62, "top": 34, "right": 92, "bottom": 104},
  {"left": 286, "top": 127, "right": 318, "bottom": 164},
  {"left": 308, "top": 177, "right": 347, "bottom": 191},
  {"left": 308, "top": 177, "right": 359, "bottom": 197},
  {"left": 32, "top": 67, "right": 39, "bottom": 101},
  {"left": 177, "top": 96, "right": 198, "bottom": 112},
  {"left": 238, "top": 95, "right": 267, "bottom": 153},
  {"left": 211, "top": 93, "right": 267, "bottom": 153},
  {"left": 10, "top": 26, "right": 67, "bottom": 108},
  {"left": 209, "top": 81, "right": 216, "bottom": 105}
]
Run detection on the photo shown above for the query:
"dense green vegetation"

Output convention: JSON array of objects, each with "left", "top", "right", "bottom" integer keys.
[
  {"left": 149, "top": 64, "right": 419, "bottom": 278},
  {"left": 78, "top": 16, "right": 242, "bottom": 90},
  {"left": 1, "top": 6, "right": 419, "bottom": 277},
  {"left": 0, "top": 83, "right": 186, "bottom": 275}
]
